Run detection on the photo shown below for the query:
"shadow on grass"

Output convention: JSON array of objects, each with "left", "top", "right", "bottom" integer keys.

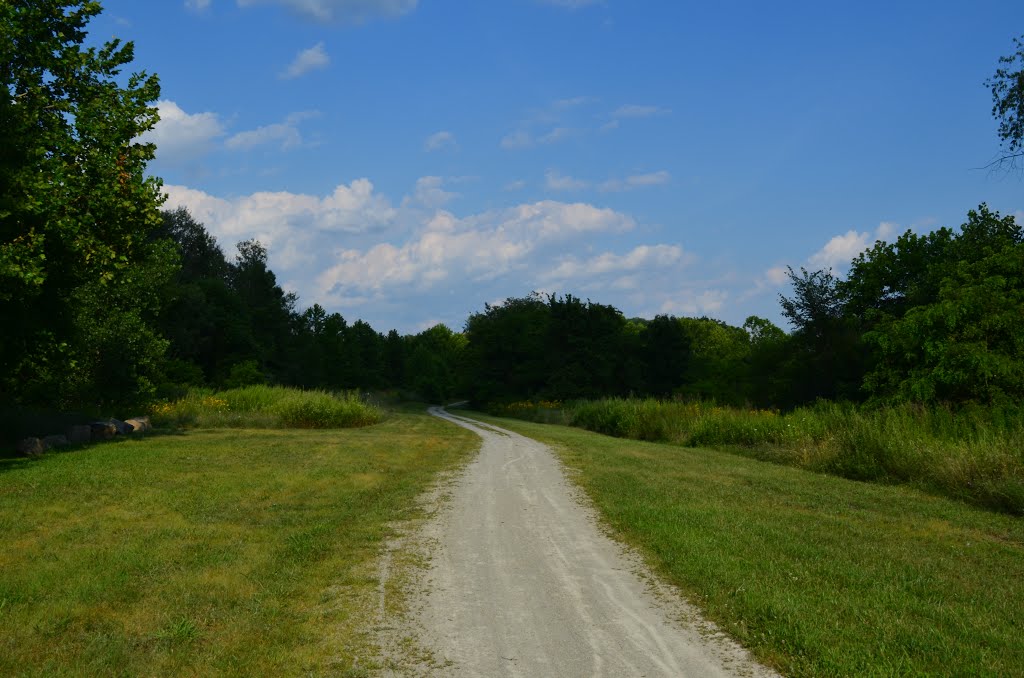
[{"left": 0, "top": 429, "right": 193, "bottom": 475}]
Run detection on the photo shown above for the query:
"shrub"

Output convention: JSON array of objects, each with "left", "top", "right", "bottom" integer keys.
[{"left": 151, "top": 386, "right": 383, "bottom": 430}]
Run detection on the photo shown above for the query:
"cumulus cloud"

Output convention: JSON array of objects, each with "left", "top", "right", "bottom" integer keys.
[
  {"left": 501, "top": 130, "right": 535, "bottom": 150},
  {"left": 225, "top": 111, "right": 319, "bottom": 151},
  {"left": 141, "top": 100, "right": 225, "bottom": 163},
  {"left": 281, "top": 42, "right": 330, "bottom": 79},
  {"left": 236, "top": 0, "right": 418, "bottom": 23},
  {"left": 407, "top": 176, "right": 457, "bottom": 208},
  {"left": 164, "top": 179, "right": 747, "bottom": 332},
  {"left": 424, "top": 130, "right": 456, "bottom": 152},
  {"left": 541, "top": 245, "right": 687, "bottom": 282},
  {"left": 164, "top": 178, "right": 397, "bottom": 252},
  {"left": 545, "top": 169, "right": 588, "bottom": 191},
  {"left": 316, "top": 200, "right": 636, "bottom": 302},
  {"left": 599, "top": 170, "right": 670, "bottom": 192},
  {"left": 808, "top": 221, "right": 895, "bottom": 270},
  {"left": 765, "top": 266, "right": 790, "bottom": 285}
]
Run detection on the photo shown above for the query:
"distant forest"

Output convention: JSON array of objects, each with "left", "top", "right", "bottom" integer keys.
[{"left": 9, "top": 203, "right": 1022, "bottom": 419}]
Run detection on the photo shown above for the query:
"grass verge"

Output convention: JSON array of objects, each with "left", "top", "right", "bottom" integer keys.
[
  {"left": 465, "top": 411, "right": 1024, "bottom": 677},
  {"left": 492, "top": 398, "right": 1024, "bottom": 514},
  {"left": 0, "top": 409, "right": 476, "bottom": 676}
]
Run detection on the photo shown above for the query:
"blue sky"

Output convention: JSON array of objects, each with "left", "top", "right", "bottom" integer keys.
[{"left": 97, "top": 0, "right": 1024, "bottom": 333}]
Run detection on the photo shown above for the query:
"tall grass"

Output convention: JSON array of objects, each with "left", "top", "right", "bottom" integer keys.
[
  {"left": 151, "top": 385, "right": 383, "bottom": 429},
  {"left": 499, "top": 398, "right": 1024, "bottom": 514}
]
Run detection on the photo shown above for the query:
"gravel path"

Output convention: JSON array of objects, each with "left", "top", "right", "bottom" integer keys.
[{"left": 405, "top": 407, "right": 779, "bottom": 677}]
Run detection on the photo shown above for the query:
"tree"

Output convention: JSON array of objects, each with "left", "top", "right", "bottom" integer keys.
[
  {"left": 779, "top": 267, "right": 862, "bottom": 403},
  {"left": 640, "top": 315, "right": 691, "bottom": 397},
  {"left": 0, "top": 1, "right": 169, "bottom": 411},
  {"left": 864, "top": 243, "right": 1024, "bottom": 405},
  {"left": 986, "top": 34, "right": 1024, "bottom": 170}
]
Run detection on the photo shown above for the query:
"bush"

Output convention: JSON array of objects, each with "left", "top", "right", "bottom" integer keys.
[{"left": 151, "top": 386, "right": 383, "bottom": 430}]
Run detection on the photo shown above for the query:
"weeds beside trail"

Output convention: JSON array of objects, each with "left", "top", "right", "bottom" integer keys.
[
  {"left": 491, "top": 398, "right": 1024, "bottom": 514},
  {"left": 467, "top": 411, "right": 1024, "bottom": 678},
  {"left": 152, "top": 385, "right": 383, "bottom": 429},
  {"left": 0, "top": 410, "right": 476, "bottom": 676}
]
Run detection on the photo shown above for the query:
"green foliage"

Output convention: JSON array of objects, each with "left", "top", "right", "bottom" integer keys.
[
  {"left": 151, "top": 385, "right": 383, "bottom": 430},
  {"left": 224, "top": 359, "right": 266, "bottom": 389},
  {"left": 406, "top": 324, "right": 465, "bottom": 404},
  {"left": 557, "top": 398, "right": 1024, "bottom": 514},
  {"left": 857, "top": 206, "right": 1023, "bottom": 406},
  {"left": 675, "top": 317, "right": 750, "bottom": 404},
  {"left": 0, "top": 1, "right": 169, "bottom": 413}
]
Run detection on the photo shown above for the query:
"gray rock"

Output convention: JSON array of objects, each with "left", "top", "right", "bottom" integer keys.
[
  {"left": 17, "top": 437, "right": 44, "bottom": 458},
  {"left": 125, "top": 416, "right": 151, "bottom": 433},
  {"left": 107, "top": 418, "right": 134, "bottom": 435},
  {"left": 67, "top": 425, "right": 91, "bottom": 444},
  {"left": 43, "top": 434, "right": 69, "bottom": 450},
  {"left": 90, "top": 422, "right": 116, "bottom": 441}
]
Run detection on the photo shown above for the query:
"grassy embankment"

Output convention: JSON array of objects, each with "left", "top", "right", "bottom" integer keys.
[
  {"left": 0, "top": 391, "right": 477, "bottom": 676},
  {"left": 467, "top": 410, "right": 1024, "bottom": 677},
  {"left": 493, "top": 398, "right": 1024, "bottom": 515}
]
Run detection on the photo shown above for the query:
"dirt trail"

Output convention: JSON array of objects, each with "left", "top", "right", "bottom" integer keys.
[{"left": 396, "top": 407, "right": 779, "bottom": 677}]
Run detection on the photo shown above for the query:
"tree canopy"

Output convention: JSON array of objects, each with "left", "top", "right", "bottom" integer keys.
[{"left": 1, "top": 0, "right": 169, "bottom": 411}]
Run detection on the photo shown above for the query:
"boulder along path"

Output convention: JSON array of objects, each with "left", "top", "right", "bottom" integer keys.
[{"left": 403, "top": 407, "right": 780, "bottom": 677}]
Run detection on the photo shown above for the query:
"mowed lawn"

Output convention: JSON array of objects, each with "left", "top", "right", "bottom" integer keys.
[
  {"left": 468, "top": 413, "right": 1024, "bottom": 678},
  {"left": 0, "top": 411, "right": 477, "bottom": 677}
]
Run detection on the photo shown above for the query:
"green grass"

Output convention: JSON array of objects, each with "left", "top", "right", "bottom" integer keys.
[
  {"left": 151, "top": 385, "right": 383, "bottom": 430},
  {"left": 0, "top": 410, "right": 477, "bottom": 676},
  {"left": 497, "top": 398, "right": 1024, "bottom": 514},
  {"left": 465, "top": 411, "right": 1024, "bottom": 677}
]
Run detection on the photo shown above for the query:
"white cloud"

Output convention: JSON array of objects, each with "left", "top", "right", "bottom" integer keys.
[
  {"left": 659, "top": 289, "right": 728, "bottom": 316},
  {"left": 538, "top": 127, "right": 574, "bottom": 144},
  {"left": 281, "top": 42, "right": 330, "bottom": 79},
  {"left": 185, "top": 0, "right": 211, "bottom": 11},
  {"left": 316, "top": 200, "right": 636, "bottom": 301},
  {"left": 541, "top": 245, "right": 687, "bottom": 282},
  {"left": 599, "top": 170, "right": 670, "bottom": 192},
  {"left": 141, "top": 100, "right": 225, "bottom": 163},
  {"left": 504, "top": 180, "right": 527, "bottom": 191},
  {"left": 163, "top": 178, "right": 767, "bottom": 332},
  {"left": 808, "top": 222, "right": 895, "bottom": 270},
  {"left": 545, "top": 169, "right": 588, "bottom": 191},
  {"left": 765, "top": 266, "right": 790, "bottom": 286},
  {"left": 236, "top": 0, "right": 417, "bottom": 23},
  {"left": 876, "top": 221, "right": 898, "bottom": 240},
  {"left": 502, "top": 126, "right": 575, "bottom": 149},
  {"left": 501, "top": 130, "right": 534, "bottom": 150},
  {"left": 225, "top": 111, "right": 319, "bottom": 151},
  {"left": 407, "top": 176, "right": 457, "bottom": 208},
  {"left": 163, "top": 178, "right": 397, "bottom": 255},
  {"left": 424, "top": 130, "right": 456, "bottom": 152}
]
